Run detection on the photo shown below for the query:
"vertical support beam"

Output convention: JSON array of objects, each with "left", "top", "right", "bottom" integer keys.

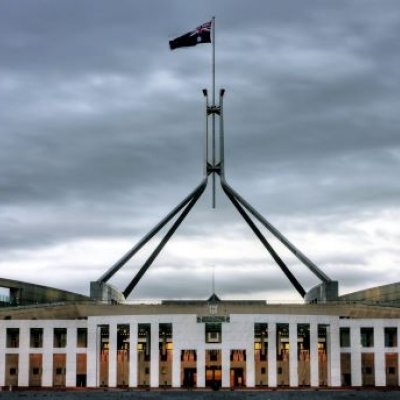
[
  {"left": 221, "top": 348, "right": 230, "bottom": 387},
  {"left": 0, "top": 328, "right": 5, "bottom": 387},
  {"left": 289, "top": 322, "right": 298, "bottom": 387},
  {"left": 211, "top": 16, "right": 216, "bottom": 209},
  {"left": 129, "top": 322, "right": 138, "bottom": 387},
  {"left": 66, "top": 327, "right": 77, "bottom": 387},
  {"left": 268, "top": 323, "right": 277, "bottom": 387},
  {"left": 350, "top": 326, "right": 361, "bottom": 386},
  {"left": 374, "top": 324, "right": 385, "bottom": 386},
  {"left": 398, "top": 324, "right": 400, "bottom": 386},
  {"left": 108, "top": 323, "right": 117, "bottom": 387},
  {"left": 86, "top": 323, "right": 97, "bottom": 387},
  {"left": 197, "top": 349, "right": 205, "bottom": 387},
  {"left": 172, "top": 347, "right": 180, "bottom": 388},
  {"left": 42, "top": 326, "right": 53, "bottom": 387},
  {"left": 310, "top": 322, "right": 319, "bottom": 387},
  {"left": 150, "top": 323, "right": 159, "bottom": 387},
  {"left": 18, "top": 326, "right": 29, "bottom": 387},
  {"left": 203, "top": 90, "right": 209, "bottom": 177},
  {"left": 246, "top": 344, "right": 255, "bottom": 387},
  {"left": 328, "top": 321, "right": 341, "bottom": 387}
]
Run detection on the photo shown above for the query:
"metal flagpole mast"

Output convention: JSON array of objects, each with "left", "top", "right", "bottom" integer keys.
[{"left": 211, "top": 16, "right": 216, "bottom": 208}]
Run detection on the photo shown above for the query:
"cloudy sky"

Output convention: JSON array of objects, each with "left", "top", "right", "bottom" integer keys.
[{"left": 1, "top": 0, "right": 399, "bottom": 302}]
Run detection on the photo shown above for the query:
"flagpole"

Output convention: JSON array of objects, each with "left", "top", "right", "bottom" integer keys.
[
  {"left": 211, "top": 16, "right": 216, "bottom": 208},
  {"left": 212, "top": 16, "right": 216, "bottom": 105}
]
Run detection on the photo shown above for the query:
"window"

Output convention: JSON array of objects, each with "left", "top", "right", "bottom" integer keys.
[
  {"left": 360, "top": 328, "right": 374, "bottom": 348},
  {"left": 77, "top": 328, "right": 87, "bottom": 348},
  {"left": 30, "top": 328, "right": 43, "bottom": 348},
  {"left": 6, "top": 328, "right": 19, "bottom": 348},
  {"left": 54, "top": 328, "right": 67, "bottom": 348},
  {"left": 340, "top": 327, "right": 350, "bottom": 347},
  {"left": 384, "top": 327, "right": 397, "bottom": 347},
  {"left": 205, "top": 323, "right": 221, "bottom": 343},
  {"left": 209, "top": 350, "right": 219, "bottom": 361}
]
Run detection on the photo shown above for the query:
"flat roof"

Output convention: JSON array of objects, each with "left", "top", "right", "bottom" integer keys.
[{"left": 1, "top": 300, "right": 400, "bottom": 320}]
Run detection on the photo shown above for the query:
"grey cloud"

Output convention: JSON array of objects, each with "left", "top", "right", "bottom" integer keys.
[{"left": 1, "top": 1, "right": 399, "bottom": 300}]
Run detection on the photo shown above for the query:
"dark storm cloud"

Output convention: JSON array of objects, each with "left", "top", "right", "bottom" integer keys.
[{"left": 0, "top": 0, "right": 399, "bottom": 300}]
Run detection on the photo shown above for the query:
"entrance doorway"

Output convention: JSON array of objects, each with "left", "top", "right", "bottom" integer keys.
[
  {"left": 230, "top": 368, "right": 245, "bottom": 387},
  {"left": 206, "top": 350, "right": 221, "bottom": 389},
  {"left": 183, "top": 368, "right": 197, "bottom": 387},
  {"left": 206, "top": 366, "right": 221, "bottom": 389}
]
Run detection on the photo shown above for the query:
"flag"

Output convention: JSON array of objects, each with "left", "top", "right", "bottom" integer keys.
[{"left": 169, "top": 21, "right": 212, "bottom": 50}]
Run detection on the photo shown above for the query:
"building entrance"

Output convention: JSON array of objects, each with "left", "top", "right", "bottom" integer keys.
[
  {"left": 230, "top": 367, "right": 245, "bottom": 387},
  {"left": 206, "top": 350, "right": 221, "bottom": 389},
  {"left": 183, "top": 368, "right": 197, "bottom": 387},
  {"left": 206, "top": 366, "right": 221, "bottom": 389}
]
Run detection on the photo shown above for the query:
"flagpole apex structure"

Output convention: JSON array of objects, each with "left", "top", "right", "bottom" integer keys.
[
  {"left": 211, "top": 16, "right": 216, "bottom": 208},
  {"left": 94, "top": 19, "right": 338, "bottom": 304}
]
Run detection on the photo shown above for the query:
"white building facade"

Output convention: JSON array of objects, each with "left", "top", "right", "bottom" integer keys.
[{"left": 0, "top": 302, "right": 399, "bottom": 389}]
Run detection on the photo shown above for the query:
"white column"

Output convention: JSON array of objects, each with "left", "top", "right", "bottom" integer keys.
[
  {"left": 150, "top": 322, "right": 159, "bottom": 387},
  {"left": 19, "top": 352, "right": 29, "bottom": 387},
  {"left": 310, "top": 322, "right": 319, "bottom": 387},
  {"left": 19, "top": 326, "right": 30, "bottom": 387},
  {"left": 197, "top": 348, "right": 205, "bottom": 387},
  {"left": 0, "top": 355, "right": 4, "bottom": 388},
  {"left": 129, "top": 323, "right": 138, "bottom": 387},
  {"left": 398, "top": 324, "right": 400, "bottom": 386},
  {"left": 86, "top": 323, "right": 98, "bottom": 387},
  {"left": 328, "top": 321, "right": 341, "bottom": 387},
  {"left": 42, "top": 326, "right": 53, "bottom": 387},
  {"left": 374, "top": 325, "right": 385, "bottom": 386},
  {"left": 246, "top": 345, "right": 255, "bottom": 388},
  {"left": 108, "top": 324, "right": 117, "bottom": 387},
  {"left": 350, "top": 326, "right": 361, "bottom": 386},
  {"left": 0, "top": 327, "right": 5, "bottom": 387},
  {"left": 66, "top": 327, "right": 77, "bottom": 387},
  {"left": 289, "top": 322, "right": 298, "bottom": 387},
  {"left": 221, "top": 348, "right": 230, "bottom": 388},
  {"left": 267, "top": 323, "right": 277, "bottom": 387},
  {"left": 172, "top": 348, "right": 180, "bottom": 388}
]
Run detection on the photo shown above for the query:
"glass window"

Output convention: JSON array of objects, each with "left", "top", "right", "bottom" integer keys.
[
  {"left": 30, "top": 328, "right": 43, "bottom": 348},
  {"left": 77, "top": 328, "right": 87, "bottom": 348},
  {"left": 54, "top": 328, "right": 67, "bottom": 348},
  {"left": 360, "top": 327, "right": 374, "bottom": 348},
  {"left": 384, "top": 327, "right": 397, "bottom": 347},
  {"left": 205, "top": 323, "right": 221, "bottom": 343},
  {"left": 340, "top": 327, "right": 350, "bottom": 347},
  {"left": 6, "top": 328, "right": 19, "bottom": 348}
]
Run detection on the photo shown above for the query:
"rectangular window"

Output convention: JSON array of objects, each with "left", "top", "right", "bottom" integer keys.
[
  {"left": 30, "top": 328, "right": 43, "bottom": 348},
  {"left": 340, "top": 327, "right": 350, "bottom": 347},
  {"left": 205, "top": 323, "right": 222, "bottom": 343},
  {"left": 54, "top": 328, "right": 67, "bottom": 348},
  {"left": 77, "top": 328, "right": 87, "bottom": 348},
  {"left": 209, "top": 349, "right": 219, "bottom": 361},
  {"left": 360, "top": 327, "right": 374, "bottom": 348},
  {"left": 254, "top": 323, "right": 268, "bottom": 361},
  {"left": 384, "top": 327, "right": 397, "bottom": 347},
  {"left": 6, "top": 328, "right": 19, "bottom": 348}
]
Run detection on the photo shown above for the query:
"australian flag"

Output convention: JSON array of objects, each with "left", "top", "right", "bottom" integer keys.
[{"left": 169, "top": 21, "right": 212, "bottom": 50}]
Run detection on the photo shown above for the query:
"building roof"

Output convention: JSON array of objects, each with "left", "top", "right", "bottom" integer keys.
[{"left": 1, "top": 299, "right": 400, "bottom": 320}]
